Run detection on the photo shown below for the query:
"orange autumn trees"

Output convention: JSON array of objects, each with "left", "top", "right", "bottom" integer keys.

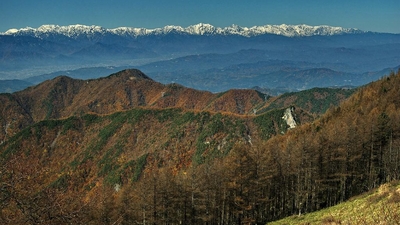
[{"left": 1, "top": 69, "right": 400, "bottom": 224}]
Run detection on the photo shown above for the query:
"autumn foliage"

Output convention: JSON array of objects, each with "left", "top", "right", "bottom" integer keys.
[{"left": 1, "top": 69, "right": 400, "bottom": 224}]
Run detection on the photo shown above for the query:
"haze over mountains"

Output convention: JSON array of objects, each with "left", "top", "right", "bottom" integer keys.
[
  {"left": 1, "top": 23, "right": 399, "bottom": 93},
  {"left": 1, "top": 21, "right": 400, "bottom": 224}
]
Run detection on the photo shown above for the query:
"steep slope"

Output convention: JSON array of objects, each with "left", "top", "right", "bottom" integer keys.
[
  {"left": 0, "top": 105, "right": 290, "bottom": 224},
  {"left": 253, "top": 69, "right": 400, "bottom": 221},
  {"left": 0, "top": 93, "right": 33, "bottom": 143},
  {"left": 0, "top": 69, "right": 264, "bottom": 142},
  {"left": 12, "top": 69, "right": 259, "bottom": 119},
  {"left": 0, "top": 69, "right": 354, "bottom": 143},
  {"left": 261, "top": 87, "right": 356, "bottom": 116},
  {"left": 2, "top": 69, "right": 397, "bottom": 224},
  {"left": 205, "top": 89, "right": 266, "bottom": 114},
  {"left": 0, "top": 68, "right": 356, "bottom": 143}
]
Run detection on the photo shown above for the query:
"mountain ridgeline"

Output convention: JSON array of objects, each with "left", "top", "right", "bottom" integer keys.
[
  {"left": 0, "top": 69, "right": 354, "bottom": 143},
  {"left": 1, "top": 69, "right": 400, "bottom": 224},
  {"left": 2, "top": 23, "right": 363, "bottom": 37},
  {"left": 1, "top": 23, "right": 399, "bottom": 93}
]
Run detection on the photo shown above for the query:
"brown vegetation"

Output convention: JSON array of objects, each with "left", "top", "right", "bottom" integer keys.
[
  {"left": 0, "top": 69, "right": 267, "bottom": 142},
  {"left": 1, "top": 69, "right": 399, "bottom": 224}
]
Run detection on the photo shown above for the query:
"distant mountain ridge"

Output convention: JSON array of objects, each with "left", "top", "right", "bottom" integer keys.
[
  {"left": 1, "top": 23, "right": 399, "bottom": 92},
  {"left": 2, "top": 23, "right": 364, "bottom": 38}
]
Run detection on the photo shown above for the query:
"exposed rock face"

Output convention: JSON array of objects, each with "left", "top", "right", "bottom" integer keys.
[{"left": 282, "top": 107, "right": 297, "bottom": 129}]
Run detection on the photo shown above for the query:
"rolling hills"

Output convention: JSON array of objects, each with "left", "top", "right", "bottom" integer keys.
[
  {"left": 0, "top": 68, "right": 399, "bottom": 224},
  {"left": 1, "top": 23, "right": 399, "bottom": 94},
  {"left": 0, "top": 69, "right": 354, "bottom": 143}
]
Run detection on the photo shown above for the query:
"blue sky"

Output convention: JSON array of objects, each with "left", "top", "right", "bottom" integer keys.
[{"left": 1, "top": 0, "right": 399, "bottom": 33}]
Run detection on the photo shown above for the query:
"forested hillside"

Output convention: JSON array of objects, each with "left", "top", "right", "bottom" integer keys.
[
  {"left": 0, "top": 69, "right": 349, "bottom": 143},
  {"left": 0, "top": 69, "right": 399, "bottom": 224},
  {"left": 0, "top": 105, "right": 289, "bottom": 224}
]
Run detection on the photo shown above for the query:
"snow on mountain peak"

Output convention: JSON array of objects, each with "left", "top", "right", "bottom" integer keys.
[
  {"left": 4, "top": 28, "right": 20, "bottom": 35},
  {"left": 1, "top": 23, "right": 364, "bottom": 38},
  {"left": 186, "top": 23, "right": 217, "bottom": 35}
]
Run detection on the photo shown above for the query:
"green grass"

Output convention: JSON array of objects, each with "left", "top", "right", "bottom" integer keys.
[{"left": 267, "top": 181, "right": 400, "bottom": 225}]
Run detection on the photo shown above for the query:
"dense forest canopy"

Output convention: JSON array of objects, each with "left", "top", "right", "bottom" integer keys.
[{"left": 1, "top": 69, "right": 400, "bottom": 224}]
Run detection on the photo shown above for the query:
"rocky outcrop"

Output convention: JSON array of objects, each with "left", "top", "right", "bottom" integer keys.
[{"left": 282, "top": 106, "right": 297, "bottom": 129}]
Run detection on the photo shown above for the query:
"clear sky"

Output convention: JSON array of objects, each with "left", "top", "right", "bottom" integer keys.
[{"left": 1, "top": 0, "right": 399, "bottom": 33}]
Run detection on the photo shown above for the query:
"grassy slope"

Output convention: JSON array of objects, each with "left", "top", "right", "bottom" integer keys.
[{"left": 268, "top": 181, "right": 400, "bottom": 225}]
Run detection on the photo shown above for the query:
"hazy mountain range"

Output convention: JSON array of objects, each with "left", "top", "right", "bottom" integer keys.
[
  {"left": 0, "top": 23, "right": 399, "bottom": 93},
  {"left": 2, "top": 20, "right": 400, "bottom": 224}
]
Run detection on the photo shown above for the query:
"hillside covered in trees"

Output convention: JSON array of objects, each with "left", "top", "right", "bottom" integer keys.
[
  {"left": 0, "top": 69, "right": 353, "bottom": 143},
  {"left": 0, "top": 69, "right": 399, "bottom": 224}
]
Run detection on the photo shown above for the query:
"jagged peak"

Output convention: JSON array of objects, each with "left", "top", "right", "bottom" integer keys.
[{"left": 2, "top": 23, "right": 365, "bottom": 38}]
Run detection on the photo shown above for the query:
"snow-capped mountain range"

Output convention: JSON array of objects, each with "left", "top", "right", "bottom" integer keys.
[
  {"left": 1, "top": 21, "right": 399, "bottom": 94},
  {"left": 2, "top": 23, "right": 364, "bottom": 38}
]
